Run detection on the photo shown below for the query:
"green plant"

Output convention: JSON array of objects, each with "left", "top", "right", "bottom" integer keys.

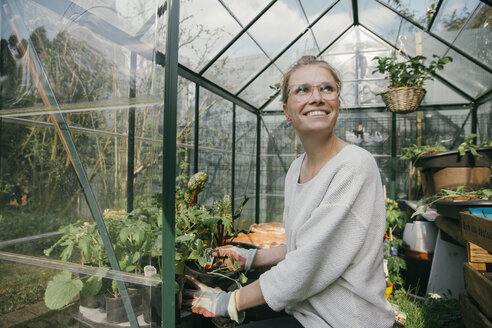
[
  {"left": 372, "top": 54, "right": 452, "bottom": 89},
  {"left": 389, "top": 288, "right": 463, "bottom": 328},
  {"left": 43, "top": 171, "right": 249, "bottom": 309},
  {"left": 412, "top": 186, "right": 492, "bottom": 218},
  {"left": 457, "top": 134, "right": 492, "bottom": 159},
  {"left": 43, "top": 208, "right": 159, "bottom": 308},
  {"left": 385, "top": 199, "right": 411, "bottom": 285},
  {"left": 401, "top": 143, "right": 447, "bottom": 164}
]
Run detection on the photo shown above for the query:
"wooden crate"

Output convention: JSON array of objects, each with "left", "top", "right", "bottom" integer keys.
[
  {"left": 461, "top": 211, "right": 492, "bottom": 253},
  {"left": 460, "top": 292, "right": 492, "bottom": 328},
  {"left": 463, "top": 263, "right": 492, "bottom": 320},
  {"left": 466, "top": 242, "right": 492, "bottom": 271}
]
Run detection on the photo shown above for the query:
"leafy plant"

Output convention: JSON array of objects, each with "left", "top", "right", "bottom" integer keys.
[
  {"left": 457, "top": 134, "right": 492, "bottom": 159},
  {"left": 384, "top": 199, "right": 411, "bottom": 285},
  {"left": 372, "top": 54, "right": 452, "bottom": 89},
  {"left": 43, "top": 171, "right": 249, "bottom": 309},
  {"left": 412, "top": 186, "right": 492, "bottom": 218},
  {"left": 401, "top": 143, "right": 447, "bottom": 164}
]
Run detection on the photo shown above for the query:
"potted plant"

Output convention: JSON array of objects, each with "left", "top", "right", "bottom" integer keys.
[
  {"left": 402, "top": 135, "right": 492, "bottom": 197},
  {"left": 384, "top": 199, "right": 410, "bottom": 289},
  {"left": 43, "top": 208, "right": 159, "bottom": 324},
  {"left": 372, "top": 54, "right": 452, "bottom": 113}
]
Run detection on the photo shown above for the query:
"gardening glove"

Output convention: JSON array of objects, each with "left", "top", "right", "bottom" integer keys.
[
  {"left": 183, "top": 275, "right": 244, "bottom": 324},
  {"left": 209, "top": 245, "right": 257, "bottom": 271}
]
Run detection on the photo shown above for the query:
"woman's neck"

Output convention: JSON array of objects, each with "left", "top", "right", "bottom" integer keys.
[{"left": 298, "top": 133, "right": 347, "bottom": 183}]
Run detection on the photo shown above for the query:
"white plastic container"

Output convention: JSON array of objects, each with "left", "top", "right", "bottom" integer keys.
[{"left": 403, "top": 221, "right": 438, "bottom": 254}]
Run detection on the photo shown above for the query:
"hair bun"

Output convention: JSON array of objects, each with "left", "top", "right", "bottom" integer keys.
[{"left": 296, "top": 55, "right": 319, "bottom": 65}]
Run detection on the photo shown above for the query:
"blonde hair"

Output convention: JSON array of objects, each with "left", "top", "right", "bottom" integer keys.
[{"left": 281, "top": 55, "right": 342, "bottom": 104}]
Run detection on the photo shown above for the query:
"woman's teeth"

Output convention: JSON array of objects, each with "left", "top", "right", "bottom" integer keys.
[{"left": 306, "top": 110, "right": 327, "bottom": 116}]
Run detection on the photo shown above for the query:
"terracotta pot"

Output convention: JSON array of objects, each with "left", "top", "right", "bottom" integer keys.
[{"left": 420, "top": 167, "right": 491, "bottom": 196}]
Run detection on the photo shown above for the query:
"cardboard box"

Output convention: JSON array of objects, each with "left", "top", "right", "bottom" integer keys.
[{"left": 461, "top": 211, "right": 492, "bottom": 253}]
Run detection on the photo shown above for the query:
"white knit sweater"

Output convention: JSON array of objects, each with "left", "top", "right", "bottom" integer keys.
[{"left": 259, "top": 145, "right": 395, "bottom": 327}]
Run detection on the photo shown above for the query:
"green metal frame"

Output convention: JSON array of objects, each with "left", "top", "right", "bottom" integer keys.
[{"left": 161, "top": 0, "right": 180, "bottom": 326}]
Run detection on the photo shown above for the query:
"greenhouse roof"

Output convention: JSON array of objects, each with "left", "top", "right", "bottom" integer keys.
[{"left": 2, "top": 0, "right": 491, "bottom": 115}]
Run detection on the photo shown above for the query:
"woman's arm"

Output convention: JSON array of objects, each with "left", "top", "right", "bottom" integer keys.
[
  {"left": 252, "top": 244, "right": 287, "bottom": 267},
  {"left": 235, "top": 280, "right": 265, "bottom": 311}
]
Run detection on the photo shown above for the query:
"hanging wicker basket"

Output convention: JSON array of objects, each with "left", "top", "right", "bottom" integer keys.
[{"left": 380, "top": 86, "right": 426, "bottom": 114}]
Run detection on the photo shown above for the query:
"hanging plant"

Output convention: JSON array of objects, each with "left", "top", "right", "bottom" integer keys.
[{"left": 371, "top": 54, "right": 452, "bottom": 113}]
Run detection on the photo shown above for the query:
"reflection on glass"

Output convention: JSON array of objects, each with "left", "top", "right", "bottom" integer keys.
[
  {"left": 178, "top": 0, "right": 241, "bottom": 71},
  {"left": 380, "top": 0, "right": 439, "bottom": 28},
  {"left": 202, "top": 33, "right": 269, "bottom": 94},
  {"left": 431, "top": 0, "right": 479, "bottom": 40},
  {"left": 454, "top": 3, "right": 492, "bottom": 68}
]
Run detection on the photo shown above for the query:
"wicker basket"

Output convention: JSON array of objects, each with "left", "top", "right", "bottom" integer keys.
[{"left": 380, "top": 86, "right": 426, "bottom": 114}]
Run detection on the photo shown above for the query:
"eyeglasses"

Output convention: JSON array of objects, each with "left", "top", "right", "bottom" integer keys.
[{"left": 288, "top": 81, "right": 340, "bottom": 101}]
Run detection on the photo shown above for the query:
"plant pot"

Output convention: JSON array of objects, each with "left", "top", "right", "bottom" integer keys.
[
  {"left": 380, "top": 86, "right": 426, "bottom": 114},
  {"left": 105, "top": 288, "right": 142, "bottom": 323},
  {"left": 142, "top": 281, "right": 184, "bottom": 325},
  {"left": 415, "top": 146, "right": 492, "bottom": 196},
  {"left": 80, "top": 294, "right": 104, "bottom": 309}
]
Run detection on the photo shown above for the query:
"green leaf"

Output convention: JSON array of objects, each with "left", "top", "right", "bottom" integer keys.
[
  {"left": 197, "top": 255, "right": 207, "bottom": 267},
  {"left": 44, "top": 271, "right": 83, "bottom": 309},
  {"left": 60, "top": 242, "right": 74, "bottom": 261},
  {"left": 132, "top": 251, "right": 141, "bottom": 264},
  {"left": 81, "top": 276, "right": 102, "bottom": 297}
]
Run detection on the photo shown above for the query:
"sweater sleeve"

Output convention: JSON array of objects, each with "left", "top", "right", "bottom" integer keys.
[{"left": 260, "top": 150, "right": 383, "bottom": 311}]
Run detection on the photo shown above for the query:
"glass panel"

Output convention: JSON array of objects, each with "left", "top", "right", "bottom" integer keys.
[
  {"left": 379, "top": 0, "right": 439, "bottom": 28},
  {"left": 1, "top": 0, "right": 159, "bottom": 113},
  {"left": 477, "top": 101, "right": 492, "bottom": 142},
  {"left": 197, "top": 89, "right": 232, "bottom": 205},
  {"left": 262, "top": 96, "right": 284, "bottom": 112},
  {"left": 431, "top": 0, "right": 480, "bottom": 42},
  {"left": 234, "top": 107, "right": 257, "bottom": 230},
  {"left": 247, "top": 0, "right": 307, "bottom": 57},
  {"left": 178, "top": 0, "right": 242, "bottom": 71},
  {"left": 433, "top": 48, "right": 489, "bottom": 99},
  {"left": 454, "top": 3, "right": 492, "bottom": 68},
  {"left": 202, "top": 33, "right": 269, "bottom": 94},
  {"left": 421, "top": 79, "right": 469, "bottom": 105},
  {"left": 299, "top": 0, "right": 338, "bottom": 24},
  {"left": 328, "top": 26, "right": 388, "bottom": 54},
  {"left": 274, "top": 31, "right": 320, "bottom": 73},
  {"left": 260, "top": 115, "right": 300, "bottom": 223},
  {"left": 220, "top": 0, "right": 271, "bottom": 26},
  {"left": 359, "top": 0, "right": 403, "bottom": 45},
  {"left": 397, "top": 19, "right": 425, "bottom": 56},
  {"left": 176, "top": 77, "right": 197, "bottom": 175},
  {"left": 238, "top": 64, "right": 283, "bottom": 108},
  {"left": 311, "top": 0, "right": 352, "bottom": 51}
]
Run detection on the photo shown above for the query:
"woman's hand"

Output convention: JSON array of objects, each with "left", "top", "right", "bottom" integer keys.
[
  {"left": 183, "top": 275, "right": 244, "bottom": 323},
  {"left": 208, "top": 245, "right": 257, "bottom": 271}
]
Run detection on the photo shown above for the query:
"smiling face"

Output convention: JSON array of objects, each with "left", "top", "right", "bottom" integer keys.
[{"left": 283, "top": 64, "right": 340, "bottom": 137}]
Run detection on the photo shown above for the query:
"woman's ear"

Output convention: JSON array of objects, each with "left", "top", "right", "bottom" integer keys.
[{"left": 283, "top": 103, "right": 291, "bottom": 121}]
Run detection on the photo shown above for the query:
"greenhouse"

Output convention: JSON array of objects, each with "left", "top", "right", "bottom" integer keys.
[{"left": 0, "top": 0, "right": 491, "bottom": 327}]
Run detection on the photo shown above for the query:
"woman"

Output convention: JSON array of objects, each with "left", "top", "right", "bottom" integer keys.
[{"left": 184, "top": 56, "right": 395, "bottom": 327}]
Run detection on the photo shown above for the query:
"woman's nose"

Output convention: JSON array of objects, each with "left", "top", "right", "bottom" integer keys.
[{"left": 309, "top": 86, "right": 324, "bottom": 102}]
